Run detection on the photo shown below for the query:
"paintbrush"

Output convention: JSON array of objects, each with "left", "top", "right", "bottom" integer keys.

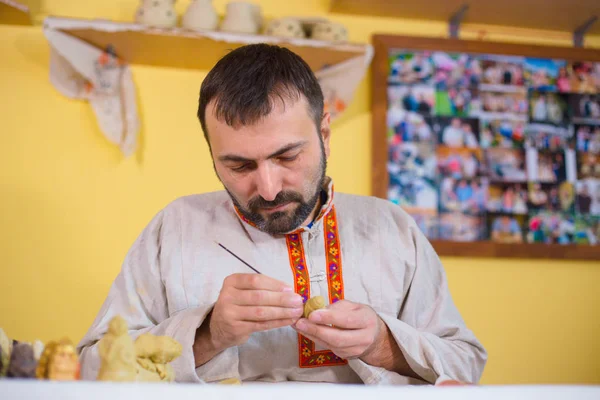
[{"left": 216, "top": 242, "right": 262, "bottom": 274}]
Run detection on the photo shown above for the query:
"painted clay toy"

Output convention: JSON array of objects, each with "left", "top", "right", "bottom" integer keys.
[{"left": 304, "top": 295, "right": 325, "bottom": 318}]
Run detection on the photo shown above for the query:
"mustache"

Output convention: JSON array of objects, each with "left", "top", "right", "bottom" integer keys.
[{"left": 248, "top": 191, "right": 304, "bottom": 211}]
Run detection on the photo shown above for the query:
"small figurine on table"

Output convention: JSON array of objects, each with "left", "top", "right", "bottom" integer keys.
[
  {"left": 96, "top": 316, "right": 137, "bottom": 382},
  {"left": 36, "top": 338, "right": 80, "bottom": 380},
  {"left": 134, "top": 333, "right": 182, "bottom": 382},
  {"left": 0, "top": 328, "right": 11, "bottom": 377},
  {"left": 7, "top": 343, "right": 37, "bottom": 378},
  {"left": 96, "top": 315, "right": 183, "bottom": 383}
]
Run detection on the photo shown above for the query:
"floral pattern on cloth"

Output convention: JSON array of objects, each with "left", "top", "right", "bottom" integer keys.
[
  {"left": 43, "top": 27, "right": 140, "bottom": 157},
  {"left": 286, "top": 206, "right": 347, "bottom": 368},
  {"left": 322, "top": 88, "right": 347, "bottom": 120}
]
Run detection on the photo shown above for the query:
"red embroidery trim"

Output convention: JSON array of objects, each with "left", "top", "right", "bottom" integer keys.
[
  {"left": 286, "top": 206, "right": 347, "bottom": 368},
  {"left": 324, "top": 207, "right": 344, "bottom": 305}
]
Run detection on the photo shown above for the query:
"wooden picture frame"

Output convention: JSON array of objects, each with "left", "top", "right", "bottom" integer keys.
[{"left": 371, "top": 35, "right": 600, "bottom": 260}]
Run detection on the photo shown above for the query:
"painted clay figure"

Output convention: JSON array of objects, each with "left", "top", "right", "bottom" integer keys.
[{"left": 36, "top": 338, "right": 80, "bottom": 380}]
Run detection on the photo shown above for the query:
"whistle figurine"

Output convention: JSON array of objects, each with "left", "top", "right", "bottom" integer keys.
[{"left": 303, "top": 296, "right": 326, "bottom": 318}]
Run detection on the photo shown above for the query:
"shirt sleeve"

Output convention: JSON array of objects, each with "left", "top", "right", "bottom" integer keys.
[
  {"left": 76, "top": 208, "right": 233, "bottom": 383},
  {"left": 348, "top": 224, "right": 487, "bottom": 385}
]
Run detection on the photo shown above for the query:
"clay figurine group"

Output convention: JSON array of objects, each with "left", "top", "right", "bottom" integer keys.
[
  {"left": 0, "top": 316, "right": 182, "bottom": 383},
  {"left": 134, "top": 0, "right": 349, "bottom": 42}
]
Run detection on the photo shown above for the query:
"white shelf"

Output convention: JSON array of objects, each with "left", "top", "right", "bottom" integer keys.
[
  {"left": 0, "top": 0, "right": 32, "bottom": 26},
  {"left": 43, "top": 16, "right": 371, "bottom": 72}
]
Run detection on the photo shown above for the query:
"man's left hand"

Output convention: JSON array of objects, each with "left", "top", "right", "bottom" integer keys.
[{"left": 292, "top": 299, "right": 384, "bottom": 360}]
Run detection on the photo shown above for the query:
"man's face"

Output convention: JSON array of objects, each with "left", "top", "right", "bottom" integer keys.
[{"left": 206, "top": 96, "right": 331, "bottom": 235}]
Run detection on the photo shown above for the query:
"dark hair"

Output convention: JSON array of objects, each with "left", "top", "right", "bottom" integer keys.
[{"left": 197, "top": 44, "right": 324, "bottom": 143}]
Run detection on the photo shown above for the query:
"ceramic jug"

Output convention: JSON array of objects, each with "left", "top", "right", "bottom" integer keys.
[
  {"left": 264, "top": 17, "right": 305, "bottom": 39},
  {"left": 182, "top": 0, "right": 219, "bottom": 31},
  {"left": 311, "top": 21, "right": 348, "bottom": 42},
  {"left": 135, "top": 0, "right": 177, "bottom": 28},
  {"left": 220, "top": 2, "right": 262, "bottom": 34}
]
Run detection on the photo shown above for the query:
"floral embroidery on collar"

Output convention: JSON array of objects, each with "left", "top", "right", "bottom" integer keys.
[{"left": 286, "top": 206, "right": 346, "bottom": 368}]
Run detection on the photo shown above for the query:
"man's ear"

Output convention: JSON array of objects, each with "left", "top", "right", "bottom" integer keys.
[{"left": 320, "top": 112, "right": 331, "bottom": 159}]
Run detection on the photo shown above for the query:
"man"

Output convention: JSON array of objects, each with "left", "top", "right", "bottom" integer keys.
[
  {"left": 442, "top": 118, "right": 464, "bottom": 147},
  {"left": 77, "top": 44, "right": 486, "bottom": 385},
  {"left": 491, "top": 215, "right": 522, "bottom": 244},
  {"left": 528, "top": 183, "right": 548, "bottom": 211},
  {"left": 462, "top": 123, "right": 478, "bottom": 149},
  {"left": 577, "top": 183, "right": 592, "bottom": 214},
  {"left": 532, "top": 94, "right": 547, "bottom": 122},
  {"left": 455, "top": 180, "right": 473, "bottom": 205},
  {"left": 416, "top": 93, "right": 431, "bottom": 115}
]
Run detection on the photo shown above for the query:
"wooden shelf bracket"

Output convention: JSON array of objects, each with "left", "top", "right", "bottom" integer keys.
[
  {"left": 449, "top": 4, "right": 469, "bottom": 39},
  {"left": 573, "top": 16, "right": 598, "bottom": 48}
]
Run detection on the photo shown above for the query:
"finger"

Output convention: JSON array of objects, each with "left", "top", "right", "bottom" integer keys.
[
  {"left": 293, "top": 326, "right": 367, "bottom": 360},
  {"left": 294, "top": 318, "right": 368, "bottom": 349},
  {"left": 225, "top": 273, "right": 293, "bottom": 292},
  {"left": 231, "top": 289, "right": 304, "bottom": 308},
  {"left": 245, "top": 318, "right": 298, "bottom": 333},
  {"left": 308, "top": 308, "right": 372, "bottom": 329},
  {"left": 325, "top": 299, "right": 360, "bottom": 311},
  {"left": 236, "top": 304, "right": 304, "bottom": 322},
  {"left": 292, "top": 330, "right": 330, "bottom": 349},
  {"left": 293, "top": 332, "right": 363, "bottom": 360}
]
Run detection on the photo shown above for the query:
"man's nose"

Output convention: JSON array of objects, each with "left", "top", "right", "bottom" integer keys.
[{"left": 254, "top": 163, "right": 282, "bottom": 202}]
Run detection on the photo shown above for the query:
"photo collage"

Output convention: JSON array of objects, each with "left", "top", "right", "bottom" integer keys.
[{"left": 387, "top": 50, "right": 600, "bottom": 245}]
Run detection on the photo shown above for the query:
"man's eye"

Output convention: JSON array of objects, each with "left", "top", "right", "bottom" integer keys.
[
  {"left": 279, "top": 154, "right": 299, "bottom": 162},
  {"left": 231, "top": 164, "right": 250, "bottom": 172}
]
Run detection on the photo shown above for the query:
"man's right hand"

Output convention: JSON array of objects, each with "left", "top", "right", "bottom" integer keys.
[{"left": 193, "top": 273, "right": 304, "bottom": 366}]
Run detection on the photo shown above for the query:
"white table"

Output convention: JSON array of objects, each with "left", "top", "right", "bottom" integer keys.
[{"left": 1, "top": 380, "right": 600, "bottom": 400}]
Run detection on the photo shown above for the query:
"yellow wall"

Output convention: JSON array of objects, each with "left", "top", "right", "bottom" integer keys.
[{"left": 1, "top": 0, "right": 599, "bottom": 385}]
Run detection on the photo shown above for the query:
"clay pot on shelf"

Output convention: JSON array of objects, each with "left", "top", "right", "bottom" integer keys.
[
  {"left": 220, "top": 2, "right": 262, "bottom": 34},
  {"left": 182, "top": 0, "right": 219, "bottom": 31},
  {"left": 135, "top": 0, "right": 178, "bottom": 28},
  {"left": 311, "top": 21, "right": 348, "bottom": 42},
  {"left": 264, "top": 17, "right": 305, "bottom": 39}
]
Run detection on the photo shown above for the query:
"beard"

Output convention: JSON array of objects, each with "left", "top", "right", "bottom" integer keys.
[{"left": 226, "top": 145, "right": 327, "bottom": 235}]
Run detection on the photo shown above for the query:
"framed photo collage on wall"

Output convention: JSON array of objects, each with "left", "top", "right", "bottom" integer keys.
[{"left": 372, "top": 35, "right": 600, "bottom": 260}]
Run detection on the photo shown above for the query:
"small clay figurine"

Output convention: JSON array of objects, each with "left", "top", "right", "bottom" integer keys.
[
  {"left": 220, "top": 2, "right": 262, "bottom": 34},
  {"left": 96, "top": 316, "right": 137, "bottom": 382},
  {"left": 135, "top": 0, "right": 178, "bottom": 28},
  {"left": 96, "top": 316, "right": 184, "bottom": 383},
  {"left": 311, "top": 21, "right": 348, "bottom": 42},
  {"left": 264, "top": 18, "right": 305, "bottom": 38},
  {"left": 0, "top": 328, "right": 12, "bottom": 377},
  {"left": 303, "top": 295, "right": 326, "bottom": 318},
  {"left": 134, "top": 333, "right": 182, "bottom": 382},
  {"left": 182, "top": 0, "right": 219, "bottom": 31},
  {"left": 31, "top": 340, "right": 45, "bottom": 361},
  {"left": 7, "top": 343, "right": 37, "bottom": 378},
  {"left": 36, "top": 338, "right": 80, "bottom": 381}
]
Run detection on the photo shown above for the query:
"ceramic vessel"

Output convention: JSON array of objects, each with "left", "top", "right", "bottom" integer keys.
[
  {"left": 264, "top": 17, "right": 305, "bottom": 39},
  {"left": 311, "top": 21, "right": 348, "bottom": 42},
  {"left": 182, "top": 0, "right": 219, "bottom": 31},
  {"left": 135, "top": 0, "right": 177, "bottom": 28},
  {"left": 220, "top": 2, "right": 262, "bottom": 34}
]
